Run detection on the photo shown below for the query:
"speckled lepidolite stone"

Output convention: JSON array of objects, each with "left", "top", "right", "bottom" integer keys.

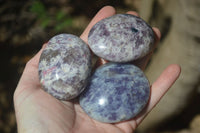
[
  {"left": 88, "top": 14, "right": 155, "bottom": 62},
  {"left": 79, "top": 63, "right": 150, "bottom": 123},
  {"left": 38, "top": 34, "right": 91, "bottom": 100}
]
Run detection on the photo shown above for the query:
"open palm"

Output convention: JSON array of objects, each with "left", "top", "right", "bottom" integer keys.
[{"left": 14, "top": 6, "right": 181, "bottom": 133}]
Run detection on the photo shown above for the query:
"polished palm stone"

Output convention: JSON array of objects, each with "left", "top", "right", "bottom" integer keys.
[
  {"left": 88, "top": 14, "right": 155, "bottom": 62},
  {"left": 38, "top": 34, "right": 91, "bottom": 100},
  {"left": 79, "top": 63, "right": 150, "bottom": 123}
]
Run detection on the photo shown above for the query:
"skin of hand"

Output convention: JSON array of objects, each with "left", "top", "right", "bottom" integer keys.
[{"left": 14, "top": 6, "right": 181, "bottom": 133}]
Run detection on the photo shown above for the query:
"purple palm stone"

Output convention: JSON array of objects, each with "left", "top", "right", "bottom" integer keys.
[
  {"left": 38, "top": 34, "right": 91, "bottom": 100},
  {"left": 79, "top": 63, "right": 150, "bottom": 123},
  {"left": 88, "top": 14, "right": 155, "bottom": 62}
]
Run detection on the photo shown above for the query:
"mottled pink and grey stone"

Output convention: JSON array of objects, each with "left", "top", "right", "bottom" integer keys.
[
  {"left": 38, "top": 34, "right": 91, "bottom": 100},
  {"left": 88, "top": 14, "right": 155, "bottom": 62}
]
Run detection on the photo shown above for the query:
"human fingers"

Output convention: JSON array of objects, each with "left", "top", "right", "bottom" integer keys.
[
  {"left": 126, "top": 11, "right": 139, "bottom": 17},
  {"left": 14, "top": 43, "right": 47, "bottom": 95},
  {"left": 16, "top": 43, "right": 47, "bottom": 87},
  {"left": 132, "top": 27, "right": 161, "bottom": 70},
  {"left": 115, "top": 64, "right": 181, "bottom": 132},
  {"left": 94, "top": 11, "right": 161, "bottom": 69},
  {"left": 135, "top": 64, "right": 181, "bottom": 125},
  {"left": 25, "top": 6, "right": 115, "bottom": 69},
  {"left": 126, "top": 11, "right": 161, "bottom": 70},
  {"left": 126, "top": 11, "right": 161, "bottom": 46},
  {"left": 80, "top": 6, "right": 116, "bottom": 42},
  {"left": 26, "top": 43, "right": 48, "bottom": 68},
  {"left": 20, "top": 6, "right": 114, "bottom": 75}
]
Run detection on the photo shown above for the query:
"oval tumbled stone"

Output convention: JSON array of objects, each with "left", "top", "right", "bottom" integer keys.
[
  {"left": 79, "top": 63, "right": 150, "bottom": 123},
  {"left": 88, "top": 14, "right": 155, "bottom": 62},
  {"left": 38, "top": 34, "right": 91, "bottom": 100}
]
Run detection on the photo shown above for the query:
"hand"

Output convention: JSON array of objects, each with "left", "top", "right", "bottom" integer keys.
[{"left": 14, "top": 6, "right": 181, "bottom": 133}]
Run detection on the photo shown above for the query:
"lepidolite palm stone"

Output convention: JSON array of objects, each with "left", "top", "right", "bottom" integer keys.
[
  {"left": 88, "top": 14, "right": 155, "bottom": 62},
  {"left": 80, "top": 63, "right": 150, "bottom": 123},
  {"left": 38, "top": 34, "right": 91, "bottom": 100}
]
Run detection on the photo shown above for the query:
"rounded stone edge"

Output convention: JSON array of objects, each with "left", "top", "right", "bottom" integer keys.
[
  {"left": 38, "top": 33, "right": 92, "bottom": 101},
  {"left": 88, "top": 14, "right": 155, "bottom": 63},
  {"left": 79, "top": 63, "right": 151, "bottom": 123}
]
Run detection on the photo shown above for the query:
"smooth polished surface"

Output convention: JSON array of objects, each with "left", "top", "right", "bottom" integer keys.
[
  {"left": 38, "top": 34, "right": 91, "bottom": 100},
  {"left": 88, "top": 14, "right": 155, "bottom": 62},
  {"left": 80, "top": 63, "right": 150, "bottom": 123}
]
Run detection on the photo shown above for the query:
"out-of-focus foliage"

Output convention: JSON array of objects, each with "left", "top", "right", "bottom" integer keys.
[{"left": 30, "top": 0, "right": 73, "bottom": 32}]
